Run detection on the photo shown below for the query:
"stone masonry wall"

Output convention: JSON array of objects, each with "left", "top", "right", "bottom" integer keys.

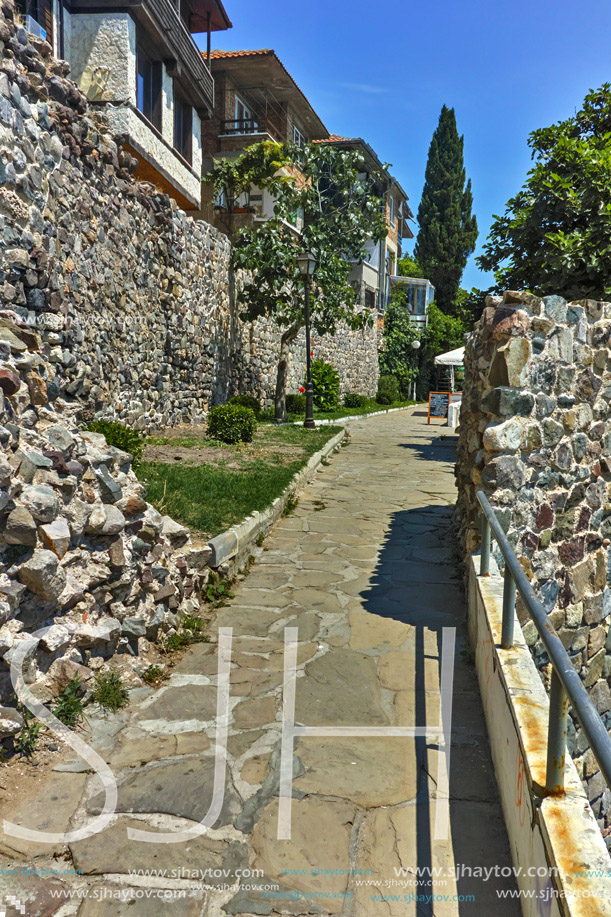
[
  {"left": 455, "top": 290, "right": 611, "bottom": 843},
  {"left": 0, "top": 0, "right": 378, "bottom": 432}
]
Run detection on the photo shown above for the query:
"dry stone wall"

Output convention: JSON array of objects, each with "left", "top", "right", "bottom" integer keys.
[
  {"left": 455, "top": 290, "right": 611, "bottom": 840},
  {"left": 0, "top": 0, "right": 378, "bottom": 433}
]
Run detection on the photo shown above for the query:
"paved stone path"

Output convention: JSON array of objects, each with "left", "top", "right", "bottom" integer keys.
[{"left": 0, "top": 408, "right": 519, "bottom": 916}]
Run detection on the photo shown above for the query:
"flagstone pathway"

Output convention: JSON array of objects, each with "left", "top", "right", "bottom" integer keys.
[{"left": 0, "top": 408, "right": 519, "bottom": 916}]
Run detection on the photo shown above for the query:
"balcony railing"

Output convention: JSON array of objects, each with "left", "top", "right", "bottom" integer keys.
[{"left": 220, "top": 118, "right": 264, "bottom": 136}]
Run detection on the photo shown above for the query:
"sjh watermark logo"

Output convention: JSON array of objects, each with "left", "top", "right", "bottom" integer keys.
[
  {"left": 0, "top": 897, "right": 26, "bottom": 917},
  {"left": 6, "top": 624, "right": 456, "bottom": 845}
]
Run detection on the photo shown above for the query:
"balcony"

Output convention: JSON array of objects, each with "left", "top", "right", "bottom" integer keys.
[{"left": 219, "top": 116, "right": 280, "bottom": 140}]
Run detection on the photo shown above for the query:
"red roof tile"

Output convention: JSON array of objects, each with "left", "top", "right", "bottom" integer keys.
[{"left": 209, "top": 49, "right": 273, "bottom": 59}]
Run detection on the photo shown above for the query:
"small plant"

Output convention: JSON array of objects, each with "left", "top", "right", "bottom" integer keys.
[
  {"left": 204, "top": 571, "right": 235, "bottom": 608},
  {"left": 228, "top": 394, "right": 261, "bottom": 417},
  {"left": 376, "top": 374, "right": 400, "bottom": 405},
  {"left": 286, "top": 393, "right": 307, "bottom": 414},
  {"left": 140, "top": 664, "right": 169, "bottom": 687},
  {"left": 207, "top": 404, "right": 257, "bottom": 444},
  {"left": 16, "top": 707, "right": 41, "bottom": 757},
  {"left": 86, "top": 420, "right": 145, "bottom": 463},
  {"left": 256, "top": 531, "right": 265, "bottom": 547},
  {"left": 54, "top": 675, "right": 85, "bottom": 728},
  {"left": 282, "top": 494, "right": 298, "bottom": 517},
  {"left": 343, "top": 393, "right": 368, "bottom": 409},
  {"left": 93, "top": 672, "right": 129, "bottom": 712},
  {"left": 308, "top": 360, "right": 340, "bottom": 412},
  {"left": 162, "top": 613, "right": 210, "bottom": 653}
]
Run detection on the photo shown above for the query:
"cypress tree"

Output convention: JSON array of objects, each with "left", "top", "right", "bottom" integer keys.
[{"left": 414, "top": 105, "right": 478, "bottom": 312}]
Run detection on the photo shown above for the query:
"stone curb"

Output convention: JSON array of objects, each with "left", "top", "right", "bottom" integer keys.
[{"left": 207, "top": 428, "right": 346, "bottom": 567}]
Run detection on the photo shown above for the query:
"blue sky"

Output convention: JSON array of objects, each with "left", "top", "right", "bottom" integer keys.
[{"left": 201, "top": 0, "right": 611, "bottom": 290}]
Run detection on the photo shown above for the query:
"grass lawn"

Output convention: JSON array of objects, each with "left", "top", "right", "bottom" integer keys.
[
  {"left": 258, "top": 397, "right": 415, "bottom": 424},
  {"left": 137, "top": 424, "right": 342, "bottom": 538}
]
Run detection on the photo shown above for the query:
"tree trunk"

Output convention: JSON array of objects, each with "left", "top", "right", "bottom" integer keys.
[{"left": 275, "top": 323, "right": 301, "bottom": 422}]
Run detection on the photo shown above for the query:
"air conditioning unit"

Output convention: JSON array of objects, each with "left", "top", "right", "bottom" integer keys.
[{"left": 24, "top": 15, "right": 47, "bottom": 41}]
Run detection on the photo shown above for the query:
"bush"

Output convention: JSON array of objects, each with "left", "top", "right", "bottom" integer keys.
[
  {"left": 207, "top": 404, "right": 257, "bottom": 444},
  {"left": 86, "top": 420, "right": 144, "bottom": 463},
  {"left": 343, "top": 393, "right": 368, "bottom": 409},
  {"left": 309, "top": 360, "right": 340, "bottom": 411},
  {"left": 228, "top": 394, "right": 261, "bottom": 417},
  {"left": 286, "top": 393, "right": 307, "bottom": 414},
  {"left": 376, "top": 375, "right": 400, "bottom": 405}
]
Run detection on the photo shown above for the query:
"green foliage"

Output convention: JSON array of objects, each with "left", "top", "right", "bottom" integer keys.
[
  {"left": 93, "top": 672, "right": 129, "bottom": 712},
  {"left": 414, "top": 105, "right": 478, "bottom": 312},
  {"left": 310, "top": 359, "right": 340, "bottom": 411},
  {"left": 397, "top": 254, "right": 424, "bottom": 278},
  {"left": 86, "top": 420, "right": 144, "bottom": 463},
  {"left": 209, "top": 141, "right": 389, "bottom": 421},
  {"left": 228, "top": 394, "right": 261, "bottom": 416},
  {"left": 286, "top": 393, "right": 306, "bottom": 414},
  {"left": 54, "top": 675, "right": 85, "bottom": 727},
  {"left": 343, "top": 393, "right": 368, "bottom": 408},
  {"left": 162, "top": 613, "right": 210, "bottom": 653},
  {"left": 379, "top": 292, "right": 420, "bottom": 396},
  {"left": 478, "top": 84, "right": 611, "bottom": 299},
  {"left": 282, "top": 494, "right": 299, "bottom": 517},
  {"left": 376, "top": 374, "right": 401, "bottom": 404},
  {"left": 16, "top": 707, "right": 41, "bottom": 757},
  {"left": 204, "top": 571, "right": 234, "bottom": 608},
  {"left": 207, "top": 404, "right": 257, "bottom": 444},
  {"left": 416, "top": 302, "right": 468, "bottom": 399},
  {"left": 140, "top": 664, "right": 169, "bottom": 687}
]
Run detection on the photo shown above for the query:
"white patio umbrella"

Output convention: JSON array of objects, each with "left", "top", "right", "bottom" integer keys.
[{"left": 434, "top": 346, "right": 465, "bottom": 392}]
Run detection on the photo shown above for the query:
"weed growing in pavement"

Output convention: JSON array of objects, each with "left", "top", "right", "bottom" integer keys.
[
  {"left": 54, "top": 675, "right": 85, "bottom": 727},
  {"left": 93, "top": 672, "right": 129, "bottom": 712},
  {"left": 282, "top": 494, "right": 298, "bottom": 516},
  {"left": 140, "top": 664, "right": 169, "bottom": 687},
  {"left": 16, "top": 707, "right": 41, "bottom": 757}
]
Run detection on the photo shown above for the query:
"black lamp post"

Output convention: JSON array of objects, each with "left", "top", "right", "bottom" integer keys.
[{"left": 297, "top": 251, "right": 317, "bottom": 429}]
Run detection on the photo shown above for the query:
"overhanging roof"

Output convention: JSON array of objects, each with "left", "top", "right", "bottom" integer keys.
[
  {"left": 189, "top": 0, "right": 232, "bottom": 32},
  {"left": 209, "top": 50, "right": 328, "bottom": 139}
]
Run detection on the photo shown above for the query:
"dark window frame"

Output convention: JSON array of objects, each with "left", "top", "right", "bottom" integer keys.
[
  {"left": 136, "top": 33, "right": 163, "bottom": 132},
  {"left": 173, "top": 86, "right": 193, "bottom": 165}
]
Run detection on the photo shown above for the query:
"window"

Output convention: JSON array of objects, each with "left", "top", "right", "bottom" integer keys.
[
  {"left": 293, "top": 125, "right": 305, "bottom": 149},
  {"left": 174, "top": 90, "right": 193, "bottom": 164},
  {"left": 136, "top": 42, "right": 162, "bottom": 130},
  {"left": 235, "top": 95, "right": 252, "bottom": 128},
  {"left": 388, "top": 195, "right": 395, "bottom": 226}
]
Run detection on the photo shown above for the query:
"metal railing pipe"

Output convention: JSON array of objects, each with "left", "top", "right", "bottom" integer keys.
[{"left": 476, "top": 490, "right": 611, "bottom": 794}]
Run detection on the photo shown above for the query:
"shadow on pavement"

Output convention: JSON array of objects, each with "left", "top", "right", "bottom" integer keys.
[{"left": 360, "top": 502, "right": 519, "bottom": 914}]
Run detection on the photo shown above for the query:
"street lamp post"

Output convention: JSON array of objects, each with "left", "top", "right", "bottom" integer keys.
[
  {"left": 411, "top": 339, "right": 421, "bottom": 401},
  {"left": 297, "top": 252, "right": 317, "bottom": 430}
]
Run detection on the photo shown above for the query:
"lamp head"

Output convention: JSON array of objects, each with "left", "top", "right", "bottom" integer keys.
[
  {"left": 297, "top": 251, "right": 317, "bottom": 276},
  {"left": 412, "top": 340, "right": 421, "bottom": 350}
]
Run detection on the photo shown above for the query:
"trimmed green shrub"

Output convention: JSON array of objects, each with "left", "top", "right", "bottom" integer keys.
[
  {"left": 228, "top": 394, "right": 261, "bottom": 417},
  {"left": 376, "top": 375, "right": 400, "bottom": 405},
  {"left": 207, "top": 404, "right": 257, "bottom": 444},
  {"left": 286, "top": 393, "right": 307, "bottom": 414},
  {"left": 309, "top": 360, "right": 340, "bottom": 411},
  {"left": 343, "top": 393, "right": 368, "bottom": 409},
  {"left": 86, "top": 420, "right": 144, "bottom": 463}
]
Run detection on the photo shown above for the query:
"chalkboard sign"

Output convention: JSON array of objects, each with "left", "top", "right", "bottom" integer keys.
[{"left": 427, "top": 392, "right": 461, "bottom": 424}]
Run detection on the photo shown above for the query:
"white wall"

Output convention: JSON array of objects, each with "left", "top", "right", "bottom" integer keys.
[{"left": 68, "top": 13, "right": 136, "bottom": 105}]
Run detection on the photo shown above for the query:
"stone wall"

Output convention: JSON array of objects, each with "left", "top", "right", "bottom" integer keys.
[
  {"left": 455, "top": 290, "right": 611, "bottom": 841},
  {"left": 0, "top": 0, "right": 378, "bottom": 434}
]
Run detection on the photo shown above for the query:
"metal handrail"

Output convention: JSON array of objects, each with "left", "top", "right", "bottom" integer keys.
[{"left": 476, "top": 490, "right": 611, "bottom": 794}]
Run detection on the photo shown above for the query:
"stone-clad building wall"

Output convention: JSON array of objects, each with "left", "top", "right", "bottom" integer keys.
[
  {"left": 0, "top": 0, "right": 378, "bottom": 433},
  {"left": 455, "top": 290, "right": 611, "bottom": 840}
]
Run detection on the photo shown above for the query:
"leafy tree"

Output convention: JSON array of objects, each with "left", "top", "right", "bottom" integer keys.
[
  {"left": 209, "top": 142, "right": 388, "bottom": 421},
  {"left": 478, "top": 84, "right": 611, "bottom": 299},
  {"left": 204, "top": 141, "right": 291, "bottom": 236},
  {"left": 379, "top": 287, "right": 420, "bottom": 396},
  {"left": 417, "top": 303, "right": 467, "bottom": 399},
  {"left": 414, "top": 106, "right": 478, "bottom": 312},
  {"left": 397, "top": 253, "right": 423, "bottom": 278}
]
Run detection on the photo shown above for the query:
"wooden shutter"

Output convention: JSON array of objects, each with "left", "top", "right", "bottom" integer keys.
[{"left": 37, "top": 0, "right": 53, "bottom": 47}]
